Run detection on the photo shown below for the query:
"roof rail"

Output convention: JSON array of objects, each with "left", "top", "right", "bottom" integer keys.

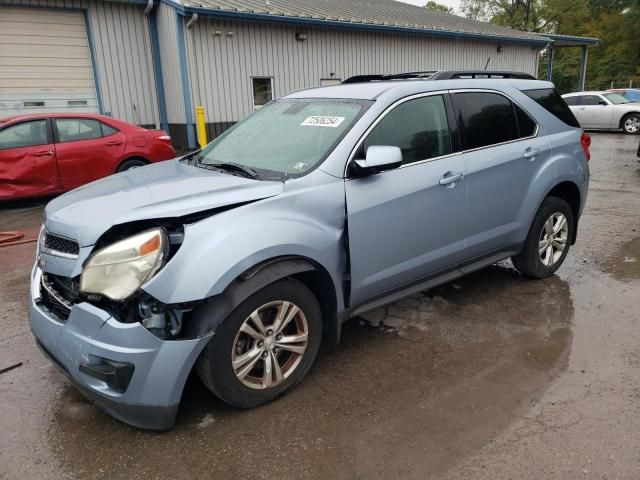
[
  {"left": 341, "top": 70, "right": 536, "bottom": 84},
  {"left": 430, "top": 70, "right": 536, "bottom": 80}
]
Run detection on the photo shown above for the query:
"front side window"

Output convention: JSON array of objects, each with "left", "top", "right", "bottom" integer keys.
[
  {"left": 197, "top": 98, "right": 370, "bottom": 178},
  {"left": 55, "top": 118, "right": 103, "bottom": 142},
  {"left": 0, "top": 120, "right": 48, "bottom": 150},
  {"left": 453, "top": 92, "right": 518, "bottom": 150},
  {"left": 580, "top": 95, "right": 605, "bottom": 106},
  {"left": 362, "top": 95, "right": 452, "bottom": 165},
  {"left": 252, "top": 77, "right": 273, "bottom": 108}
]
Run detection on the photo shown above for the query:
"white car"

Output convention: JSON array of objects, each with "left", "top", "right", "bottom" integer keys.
[{"left": 562, "top": 91, "right": 640, "bottom": 134}]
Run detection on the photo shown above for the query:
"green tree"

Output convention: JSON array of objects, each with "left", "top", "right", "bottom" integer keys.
[{"left": 425, "top": 1, "right": 455, "bottom": 14}]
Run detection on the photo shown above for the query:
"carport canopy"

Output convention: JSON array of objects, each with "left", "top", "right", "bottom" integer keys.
[{"left": 544, "top": 34, "right": 600, "bottom": 91}]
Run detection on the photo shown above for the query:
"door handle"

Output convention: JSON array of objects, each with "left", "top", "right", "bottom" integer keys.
[
  {"left": 33, "top": 150, "right": 53, "bottom": 157},
  {"left": 105, "top": 141, "right": 122, "bottom": 147},
  {"left": 439, "top": 172, "right": 464, "bottom": 186},
  {"left": 523, "top": 147, "right": 540, "bottom": 160}
]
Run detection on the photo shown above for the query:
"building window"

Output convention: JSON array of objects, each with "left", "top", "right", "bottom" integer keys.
[
  {"left": 252, "top": 77, "right": 273, "bottom": 108},
  {"left": 23, "top": 101, "right": 45, "bottom": 107}
]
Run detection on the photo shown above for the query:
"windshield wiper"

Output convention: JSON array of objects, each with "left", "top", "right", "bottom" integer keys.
[{"left": 207, "top": 162, "right": 260, "bottom": 179}]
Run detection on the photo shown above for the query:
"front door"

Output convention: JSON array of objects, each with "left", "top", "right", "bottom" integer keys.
[
  {"left": 574, "top": 94, "right": 614, "bottom": 128},
  {"left": 0, "top": 119, "right": 60, "bottom": 199},
  {"left": 345, "top": 94, "right": 467, "bottom": 305}
]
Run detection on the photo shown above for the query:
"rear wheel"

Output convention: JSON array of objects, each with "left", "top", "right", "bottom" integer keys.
[
  {"left": 116, "top": 158, "right": 147, "bottom": 172},
  {"left": 196, "top": 278, "right": 322, "bottom": 408},
  {"left": 512, "top": 196, "right": 574, "bottom": 278},
  {"left": 622, "top": 113, "right": 640, "bottom": 135}
]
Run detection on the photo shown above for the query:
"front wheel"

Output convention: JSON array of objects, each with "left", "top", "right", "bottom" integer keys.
[
  {"left": 511, "top": 196, "right": 574, "bottom": 278},
  {"left": 622, "top": 114, "right": 640, "bottom": 135},
  {"left": 196, "top": 278, "right": 322, "bottom": 408}
]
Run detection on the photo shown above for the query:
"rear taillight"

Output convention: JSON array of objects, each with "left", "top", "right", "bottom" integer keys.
[{"left": 581, "top": 132, "right": 591, "bottom": 161}]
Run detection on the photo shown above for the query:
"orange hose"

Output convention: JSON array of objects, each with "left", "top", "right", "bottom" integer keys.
[{"left": 0, "top": 231, "right": 38, "bottom": 247}]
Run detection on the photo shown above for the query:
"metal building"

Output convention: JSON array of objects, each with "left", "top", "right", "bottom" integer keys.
[{"left": 0, "top": 0, "right": 597, "bottom": 148}]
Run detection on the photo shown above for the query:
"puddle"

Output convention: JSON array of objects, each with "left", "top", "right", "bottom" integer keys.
[
  {"left": 601, "top": 236, "right": 640, "bottom": 282},
  {"left": 42, "top": 265, "right": 574, "bottom": 480}
]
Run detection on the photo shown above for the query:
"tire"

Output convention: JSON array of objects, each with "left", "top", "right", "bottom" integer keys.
[
  {"left": 196, "top": 278, "right": 322, "bottom": 408},
  {"left": 622, "top": 113, "right": 640, "bottom": 135},
  {"left": 116, "top": 158, "right": 147, "bottom": 172},
  {"left": 511, "top": 196, "right": 574, "bottom": 279}
]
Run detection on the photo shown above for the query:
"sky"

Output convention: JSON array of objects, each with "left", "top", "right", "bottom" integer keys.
[{"left": 397, "top": 0, "right": 463, "bottom": 14}]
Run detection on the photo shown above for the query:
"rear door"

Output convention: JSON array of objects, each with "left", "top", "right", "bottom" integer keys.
[
  {"left": 450, "top": 90, "right": 553, "bottom": 260},
  {"left": 53, "top": 117, "right": 126, "bottom": 189},
  {"left": 345, "top": 93, "right": 468, "bottom": 305},
  {"left": 575, "top": 95, "right": 614, "bottom": 128},
  {"left": 0, "top": 119, "right": 60, "bottom": 199}
]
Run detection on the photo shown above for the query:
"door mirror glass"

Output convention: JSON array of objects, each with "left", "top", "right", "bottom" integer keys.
[
  {"left": 355, "top": 145, "right": 402, "bottom": 173},
  {"left": 598, "top": 100, "right": 608, "bottom": 106}
]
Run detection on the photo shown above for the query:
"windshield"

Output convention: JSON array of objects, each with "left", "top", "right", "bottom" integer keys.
[
  {"left": 603, "top": 93, "right": 630, "bottom": 105},
  {"left": 196, "top": 98, "right": 371, "bottom": 179}
]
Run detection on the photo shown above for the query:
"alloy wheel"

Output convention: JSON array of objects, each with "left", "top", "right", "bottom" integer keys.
[
  {"left": 539, "top": 212, "right": 569, "bottom": 267},
  {"left": 624, "top": 116, "right": 640, "bottom": 133},
  {"left": 231, "top": 301, "right": 309, "bottom": 389}
]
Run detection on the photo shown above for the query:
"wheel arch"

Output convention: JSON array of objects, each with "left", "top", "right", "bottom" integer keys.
[
  {"left": 183, "top": 255, "right": 341, "bottom": 343},
  {"left": 620, "top": 111, "right": 640, "bottom": 130},
  {"left": 116, "top": 156, "right": 150, "bottom": 172},
  {"left": 545, "top": 181, "right": 581, "bottom": 244}
]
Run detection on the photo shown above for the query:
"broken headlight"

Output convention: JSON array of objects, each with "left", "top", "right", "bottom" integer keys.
[{"left": 80, "top": 228, "right": 167, "bottom": 301}]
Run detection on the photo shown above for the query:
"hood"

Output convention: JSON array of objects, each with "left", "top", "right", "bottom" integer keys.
[{"left": 45, "top": 160, "right": 284, "bottom": 246}]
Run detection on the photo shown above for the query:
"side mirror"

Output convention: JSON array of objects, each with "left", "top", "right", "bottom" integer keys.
[
  {"left": 598, "top": 100, "right": 608, "bottom": 106},
  {"left": 354, "top": 146, "right": 403, "bottom": 174}
]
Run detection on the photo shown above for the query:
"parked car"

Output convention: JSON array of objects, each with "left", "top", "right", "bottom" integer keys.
[
  {"left": 562, "top": 91, "right": 640, "bottom": 134},
  {"left": 29, "top": 71, "right": 590, "bottom": 429},
  {"left": 607, "top": 88, "right": 640, "bottom": 103},
  {"left": 0, "top": 113, "right": 176, "bottom": 200}
]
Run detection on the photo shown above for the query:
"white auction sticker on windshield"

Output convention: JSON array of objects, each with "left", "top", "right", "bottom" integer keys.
[{"left": 300, "top": 116, "right": 345, "bottom": 128}]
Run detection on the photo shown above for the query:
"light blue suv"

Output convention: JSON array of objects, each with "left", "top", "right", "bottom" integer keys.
[{"left": 29, "top": 71, "right": 590, "bottom": 429}]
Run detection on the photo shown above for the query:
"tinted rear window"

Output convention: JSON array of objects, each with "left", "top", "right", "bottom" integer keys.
[
  {"left": 452, "top": 92, "right": 519, "bottom": 150},
  {"left": 522, "top": 88, "right": 580, "bottom": 128}
]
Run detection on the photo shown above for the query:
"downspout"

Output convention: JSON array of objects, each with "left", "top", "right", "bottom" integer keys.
[
  {"left": 145, "top": 0, "right": 169, "bottom": 132},
  {"left": 186, "top": 13, "right": 198, "bottom": 29},
  {"left": 176, "top": 13, "right": 197, "bottom": 148}
]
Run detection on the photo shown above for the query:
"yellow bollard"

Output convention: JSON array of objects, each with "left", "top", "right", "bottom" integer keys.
[{"left": 196, "top": 105, "right": 207, "bottom": 148}]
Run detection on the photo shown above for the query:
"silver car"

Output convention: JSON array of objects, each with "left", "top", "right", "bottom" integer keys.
[
  {"left": 29, "top": 72, "right": 590, "bottom": 429},
  {"left": 562, "top": 91, "right": 640, "bottom": 134}
]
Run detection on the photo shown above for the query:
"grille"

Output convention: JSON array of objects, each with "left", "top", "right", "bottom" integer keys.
[
  {"left": 44, "top": 232, "right": 79, "bottom": 257},
  {"left": 38, "top": 274, "right": 74, "bottom": 321}
]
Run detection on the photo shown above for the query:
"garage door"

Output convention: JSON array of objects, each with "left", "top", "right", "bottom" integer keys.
[{"left": 0, "top": 7, "right": 99, "bottom": 116}]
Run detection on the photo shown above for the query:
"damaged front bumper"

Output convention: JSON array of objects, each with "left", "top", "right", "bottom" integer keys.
[{"left": 28, "top": 266, "right": 211, "bottom": 430}]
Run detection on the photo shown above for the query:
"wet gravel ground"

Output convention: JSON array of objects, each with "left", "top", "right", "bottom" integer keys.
[{"left": 1, "top": 133, "right": 639, "bottom": 479}]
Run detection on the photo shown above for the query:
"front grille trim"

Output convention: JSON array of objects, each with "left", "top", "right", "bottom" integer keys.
[
  {"left": 42, "top": 232, "right": 80, "bottom": 259},
  {"left": 38, "top": 274, "right": 73, "bottom": 321}
]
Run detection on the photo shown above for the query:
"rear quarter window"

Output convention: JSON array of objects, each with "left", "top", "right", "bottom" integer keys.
[{"left": 522, "top": 88, "right": 580, "bottom": 128}]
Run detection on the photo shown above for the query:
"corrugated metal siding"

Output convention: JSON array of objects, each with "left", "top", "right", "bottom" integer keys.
[
  {"left": 0, "top": 0, "right": 159, "bottom": 126},
  {"left": 186, "top": 18, "right": 539, "bottom": 124},
  {"left": 156, "top": 2, "right": 185, "bottom": 123}
]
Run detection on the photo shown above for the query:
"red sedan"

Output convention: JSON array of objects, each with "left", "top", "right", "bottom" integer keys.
[{"left": 0, "top": 113, "right": 176, "bottom": 200}]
